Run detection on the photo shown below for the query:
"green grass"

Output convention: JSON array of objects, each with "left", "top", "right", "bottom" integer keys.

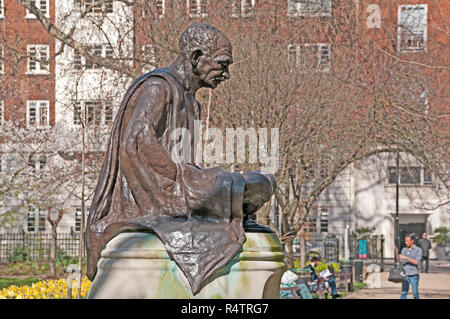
[
  {"left": 353, "top": 282, "right": 367, "bottom": 290},
  {"left": 0, "top": 277, "right": 41, "bottom": 290},
  {"left": 310, "top": 282, "right": 367, "bottom": 299}
]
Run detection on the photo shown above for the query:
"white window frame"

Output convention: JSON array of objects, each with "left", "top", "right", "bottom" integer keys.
[
  {"left": 155, "top": 0, "right": 165, "bottom": 18},
  {"left": 73, "top": 100, "right": 113, "bottom": 126},
  {"left": 27, "top": 210, "right": 36, "bottom": 232},
  {"left": 0, "top": 99, "right": 3, "bottom": 125},
  {"left": 26, "top": 208, "right": 46, "bottom": 232},
  {"left": 187, "top": 0, "right": 208, "bottom": 18},
  {"left": 413, "top": 89, "right": 429, "bottom": 114},
  {"left": 26, "top": 0, "right": 50, "bottom": 19},
  {"left": 397, "top": 4, "right": 427, "bottom": 53},
  {"left": 0, "top": 45, "right": 4, "bottom": 74},
  {"left": 305, "top": 215, "right": 317, "bottom": 233},
  {"left": 387, "top": 166, "right": 432, "bottom": 186},
  {"left": 28, "top": 154, "right": 47, "bottom": 172},
  {"left": 26, "top": 45, "right": 50, "bottom": 75},
  {"left": 423, "top": 168, "right": 432, "bottom": 185},
  {"left": 75, "top": 207, "right": 82, "bottom": 232},
  {"left": 288, "top": 43, "right": 331, "bottom": 72},
  {"left": 74, "top": 206, "right": 90, "bottom": 232},
  {"left": 232, "top": 0, "right": 255, "bottom": 18},
  {"left": 316, "top": 43, "right": 331, "bottom": 72},
  {"left": 0, "top": 0, "right": 4, "bottom": 19},
  {"left": 141, "top": 0, "right": 165, "bottom": 19},
  {"left": 422, "top": 90, "right": 429, "bottom": 114},
  {"left": 75, "top": 0, "right": 114, "bottom": 15},
  {"left": 74, "top": 44, "right": 113, "bottom": 71},
  {"left": 319, "top": 208, "right": 329, "bottom": 233},
  {"left": 141, "top": 45, "right": 156, "bottom": 73},
  {"left": 288, "top": 0, "right": 332, "bottom": 17},
  {"left": 26, "top": 100, "right": 50, "bottom": 128}
]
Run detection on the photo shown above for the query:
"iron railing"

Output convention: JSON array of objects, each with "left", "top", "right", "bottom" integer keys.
[{"left": 0, "top": 232, "right": 80, "bottom": 262}]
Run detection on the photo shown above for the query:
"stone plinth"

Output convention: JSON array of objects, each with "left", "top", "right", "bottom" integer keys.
[{"left": 87, "top": 231, "right": 286, "bottom": 299}]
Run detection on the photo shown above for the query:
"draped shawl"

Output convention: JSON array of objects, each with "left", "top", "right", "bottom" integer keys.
[{"left": 85, "top": 68, "right": 247, "bottom": 294}]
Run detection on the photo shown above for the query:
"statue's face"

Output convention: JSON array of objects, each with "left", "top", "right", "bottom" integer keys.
[{"left": 195, "top": 35, "right": 233, "bottom": 89}]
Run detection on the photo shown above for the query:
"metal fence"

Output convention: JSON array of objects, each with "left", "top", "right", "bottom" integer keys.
[
  {"left": 293, "top": 233, "right": 385, "bottom": 270},
  {"left": 350, "top": 235, "right": 385, "bottom": 270},
  {"left": 293, "top": 234, "right": 341, "bottom": 263},
  {"left": 306, "top": 234, "right": 340, "bottom": 262},
  {"left": 0, "top": 232, "right": 80, "bottom": 262}
]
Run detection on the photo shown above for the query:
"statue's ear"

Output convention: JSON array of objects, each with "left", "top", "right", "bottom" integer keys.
[{"left": 190, "top": 49, "right": 203, "bottom": 68}]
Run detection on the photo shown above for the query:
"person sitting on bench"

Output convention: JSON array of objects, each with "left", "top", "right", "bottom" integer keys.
[{"left": 306, "top": 256, "right": 341, "bottom": 299}]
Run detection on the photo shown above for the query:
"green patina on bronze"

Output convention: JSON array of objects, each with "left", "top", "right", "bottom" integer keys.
[
  {"left": 150, "top": 232, "right": 282, "bottom": 298},
  {"left": 156, "top": 261, "right": 191, "bottom": 298},
  {"left": 243, "top": 233, "right": 282, "bottom": 252},
  {"left": 90, "top": 231, "right": 286, "bottom": 298}
]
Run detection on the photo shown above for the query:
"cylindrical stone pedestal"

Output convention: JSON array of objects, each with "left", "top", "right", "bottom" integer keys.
[{"left": 87, "top": 231, "right": 286, "bottom": 299}]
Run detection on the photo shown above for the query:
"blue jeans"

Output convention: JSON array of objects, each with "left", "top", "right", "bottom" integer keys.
[
  {"left": 310, "top": 276, "right": 338, "bottom": 296},
  {"left": 401, "top": 275, "right": 420, "bottom": 299},
  {"left": 327, "top": 276, "right": 338, "bottom": 296}
]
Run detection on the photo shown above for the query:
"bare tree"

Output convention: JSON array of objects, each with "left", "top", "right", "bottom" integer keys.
[{"left": 7, "top": 0, "right": 448, "bottom": 271}]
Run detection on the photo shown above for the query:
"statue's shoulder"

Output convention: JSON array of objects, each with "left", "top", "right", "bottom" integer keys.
[
  {"left": 142, "top": 68, "right": 182, "bottom": 88},
  {"left": 138, "top": 68, "right": 184, "bottom": 102}
]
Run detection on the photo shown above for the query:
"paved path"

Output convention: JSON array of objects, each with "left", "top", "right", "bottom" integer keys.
[{"left": 343, "top": 272, "right": 450, "bottom": 299}]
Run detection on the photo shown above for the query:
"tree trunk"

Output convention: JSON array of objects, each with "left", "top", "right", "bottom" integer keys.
[
  {"left": 284, "top": 240, "right": 294, "bottom": 269},
  {"left": 77, "top": 113, "right": 87, "bottom": 299},
  {"left": 300, "top": 236, "right": 306, "bottom": 268},
  {"left": 49, "top": 225, "right": 57, "bottom": 278}
]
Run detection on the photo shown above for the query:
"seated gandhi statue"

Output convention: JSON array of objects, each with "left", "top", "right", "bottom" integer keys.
[{"left": 85, "top": 23, "right": 277, "bottom": 295}]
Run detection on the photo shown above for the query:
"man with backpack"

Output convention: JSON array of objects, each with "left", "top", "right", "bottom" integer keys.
[{"left": 397, "top": 233, "right": 422, "bottom": 299}]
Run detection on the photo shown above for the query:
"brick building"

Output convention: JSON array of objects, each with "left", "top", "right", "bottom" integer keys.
[
  {"left": 0, "top": 1, "right": 448, "bottom": 260},
  {"left": 0, "top": 0, "right": 57, "bottom": 235},
  {"left": 0, "top": 0, "right": 55, "bottom": 127}
]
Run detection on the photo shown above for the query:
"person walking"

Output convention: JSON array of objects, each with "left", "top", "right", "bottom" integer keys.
[
  {"left": 396, "top": 233, "right": 422, "bottom": 299},
  {"left": 417, "top": 232, "right": 432, "bottom": 273}
]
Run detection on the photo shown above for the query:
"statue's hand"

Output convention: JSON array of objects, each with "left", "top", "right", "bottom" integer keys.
[
  {"left": 242, "top": 171, "right": 277, "bottom": 216},
  {"left": 254, "top": 169, "right": 277, "bottom": 195}
]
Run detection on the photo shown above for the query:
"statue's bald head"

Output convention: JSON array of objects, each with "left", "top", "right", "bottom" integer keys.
[
  {"left": 179, "top": 23, "right": 231, "bottom": 59},
  {"left": 176, "top": 23, "right": 233, "bottom": 90}
]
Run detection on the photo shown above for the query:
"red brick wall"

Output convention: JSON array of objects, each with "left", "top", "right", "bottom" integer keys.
[{"left": 0, "top": 0, "right": 55, "bottom": 126}]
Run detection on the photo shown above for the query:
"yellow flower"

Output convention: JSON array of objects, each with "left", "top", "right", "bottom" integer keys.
[{"left": 0, "top": 276, "right": 92, "bottom": 299}]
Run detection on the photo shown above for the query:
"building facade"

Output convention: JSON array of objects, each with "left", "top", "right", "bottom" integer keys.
[{"left": 0, "top": 1, "right": 448, "bottom": 260}]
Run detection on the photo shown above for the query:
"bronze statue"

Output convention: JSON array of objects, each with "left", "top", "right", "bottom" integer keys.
[{"left": 86, "top": 23, "right": 276, "bottom": 294}]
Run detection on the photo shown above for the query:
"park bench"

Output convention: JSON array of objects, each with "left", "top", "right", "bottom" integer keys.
[
  {"left": 280, "top": 284, "right": 312, "bottom": 299},
  {"left": 280, "top": 267, "right": 353, "bottom": 299},
  {"left": 280, "top": 269, "right": 313, "bottom": 299},
  {"left": 292, "top": 268, "right": 331, "bottom": 299},
  {"left": 334, "top": 271, "right": 353, "bottom": 292}
]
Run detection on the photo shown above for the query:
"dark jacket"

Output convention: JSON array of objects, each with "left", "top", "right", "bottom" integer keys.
[
  {"left": 307, "top": 264, "right": 320, "bottom": 282},
  {"left": 417, "top": 238, "right": 432, "bottom": 257}
]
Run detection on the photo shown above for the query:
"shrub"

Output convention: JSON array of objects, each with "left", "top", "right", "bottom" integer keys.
[
  {"left": 55, "top": 247, "right": 78, "bottom": 271},
  {"left": 352, "top": 227, "right": 372, "bottom": 239},
  {"left": 0, "top": 277, "right": 40, "bottom": 290},
  {"left": 304, "top": 260, "right": 340, "bottom": 273},
  {"left": 430, "top": 227, "right": 449, "bottom": 245},
  {"left": 7, "top": 246, "right": 30, "bottom": 263}
]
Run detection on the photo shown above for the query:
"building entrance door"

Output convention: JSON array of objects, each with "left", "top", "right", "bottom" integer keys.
[{"left": 399, "top": 223, "right": 425, "bottom": 251}]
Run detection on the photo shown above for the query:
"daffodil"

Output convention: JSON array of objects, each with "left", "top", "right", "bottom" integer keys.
[{"left": 0, "top": 276, "right": 92, "bottom": 299}]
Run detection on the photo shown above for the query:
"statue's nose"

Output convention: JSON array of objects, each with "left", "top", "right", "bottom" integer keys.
[{"left": 223, "top": 70, "right": 230, "bottom": 80}]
